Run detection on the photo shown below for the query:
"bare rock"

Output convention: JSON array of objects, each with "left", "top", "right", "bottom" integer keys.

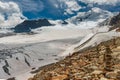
[{"left": 105, "top": 72, "right": 117, "bottom": 79}]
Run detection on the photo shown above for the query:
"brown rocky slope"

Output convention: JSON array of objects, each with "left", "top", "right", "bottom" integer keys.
[{"left": 28, "top": 37, "right": 120, "bottom": 80}]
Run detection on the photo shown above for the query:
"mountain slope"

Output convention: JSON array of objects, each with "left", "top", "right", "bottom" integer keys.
[
  {"left": 28, "top": 13, "right": 120, "bottom": 80},
  {"left": 29, "top": 36, "right": 120, "bottom": 80},
  {"left": 67, "top": 7, "right": 113, "bottom": 28}
]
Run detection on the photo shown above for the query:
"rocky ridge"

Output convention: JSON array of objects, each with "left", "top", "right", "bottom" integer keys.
[
  {"left": 28, "top": 37, "right": 120, "bottom": 80},
  {"left": 14, "top": 19, "right": 52, "bottom": 33},
  {"left": 109, "top": 13, "right": 120, "bottom": 31}
]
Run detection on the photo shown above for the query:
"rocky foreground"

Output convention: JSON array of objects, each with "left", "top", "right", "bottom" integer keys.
[{"left": 28, "top": 37, "right": 120, "bottom": 80}]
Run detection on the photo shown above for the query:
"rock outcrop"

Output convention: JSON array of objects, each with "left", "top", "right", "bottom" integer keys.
[
  {"left": 29, "top": 37, "right": 120, "bottom": 80},
  {"left": 109, "top": 13, "right": 120, "bottom": 31},
  {"left": 14, "top": 19, "right": 52, "bottom": 33}
]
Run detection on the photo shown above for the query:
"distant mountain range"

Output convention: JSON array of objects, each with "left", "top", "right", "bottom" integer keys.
[{"left": 13, "top": 7, "right": 114, "bottom": 33}]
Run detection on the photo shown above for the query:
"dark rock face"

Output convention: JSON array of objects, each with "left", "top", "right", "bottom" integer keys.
[
  {"left": 109, "top": 13, "right": 120, "bottom": 30},
  {"left": 7, "top": 77, "right": 15, "bottom": 80},
  {"left": 61, "top": 21, "right": 68, "bottom": 25},
  {"left": 110, "top": 13, "right": 120, "bottom": 26},
  {"left": 99, "top": 13, "right": 120, "bottom": 31},
  {"left": 14, "top": 19, "right": 52, "bottom": 33}
]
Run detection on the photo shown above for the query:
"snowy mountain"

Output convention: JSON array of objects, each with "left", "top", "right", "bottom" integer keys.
[
  {"left": 67, "top": 7, "right": 114, "bottom": 25},
  {"left": 3, "top": 7, "right": 114, "bottom": 33}
]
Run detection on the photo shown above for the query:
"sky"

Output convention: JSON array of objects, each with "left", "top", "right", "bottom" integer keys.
[{"left": 0, "top": 0, "right": 120, "bottom": 28}]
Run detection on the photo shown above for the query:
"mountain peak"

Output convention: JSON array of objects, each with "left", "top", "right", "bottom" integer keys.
[{"left": 13, "top": 19, "right": 52, "bottom": 33}]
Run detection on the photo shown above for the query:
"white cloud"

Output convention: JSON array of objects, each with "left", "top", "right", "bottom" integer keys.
[
  {"left": 4, "top": 0, "right": 44, "bottom": 12},
  {"left": 0, "top": 1, "right": 26, "bottom": 28},
  {"left": 2, "top": 0, "right": 119, "bottom": 20},
  {"left": 3, "top": 0, "right": 82, "bottom": 16},
  {"left": 64, "top": 0, "right": 81, "bottom": 14},
  {"left": 80, "top": 0, "right": 120, "bottom": 5},
  {"left": 50, "top": 0, "right": 82, "bottom": 15}
]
